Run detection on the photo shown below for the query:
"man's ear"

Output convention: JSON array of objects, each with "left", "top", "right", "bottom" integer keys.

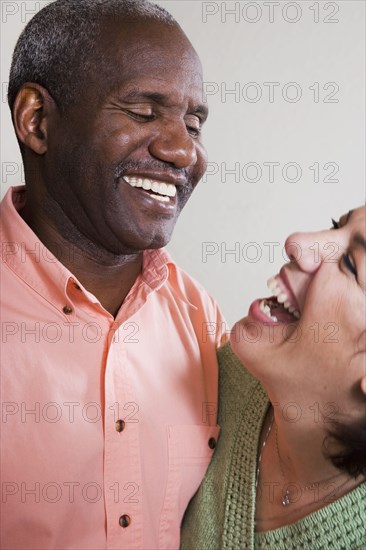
[{"left": 12, "top": 83, "right": 56, "bottom": 155}]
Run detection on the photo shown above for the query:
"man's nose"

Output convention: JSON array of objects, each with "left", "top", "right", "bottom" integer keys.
[
  {"left": 284, "top": 230, "right": 341, "bottom": 274},
  {"left": 148, "top": 121, "right": 197, "bottom": 168}
]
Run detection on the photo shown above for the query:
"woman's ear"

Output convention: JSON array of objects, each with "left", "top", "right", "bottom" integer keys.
[{"left": 12, "top": 83, "right": 55, "bottom": 155}]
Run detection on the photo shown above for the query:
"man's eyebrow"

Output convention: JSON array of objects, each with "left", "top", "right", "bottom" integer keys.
[
  {"left": 121, "top": 90, "right": 168, "bottom": 103},
  {"left": 353, "top": 233, "right": 366, "bottom": 252}
]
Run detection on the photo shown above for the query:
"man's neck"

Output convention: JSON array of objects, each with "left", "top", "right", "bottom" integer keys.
[
  {"left": 20, "top": 203, "right": 143, "bottom": 317},
  {"left": 69, "top": 255, "right": 143, "bottom": 318}
]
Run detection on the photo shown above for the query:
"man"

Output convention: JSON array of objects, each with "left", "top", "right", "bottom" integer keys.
[{"left": 0, "top": 1, "right": 226, "bottom": 548}]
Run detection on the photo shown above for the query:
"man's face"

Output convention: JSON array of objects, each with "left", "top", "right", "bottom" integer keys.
[{"left": 44, "top": 19, "right": 208, "bottom": 255}]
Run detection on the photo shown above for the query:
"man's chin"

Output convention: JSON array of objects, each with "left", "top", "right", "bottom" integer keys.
[{"left": 112, "top": 227, "right": 175, "bottom": 255}]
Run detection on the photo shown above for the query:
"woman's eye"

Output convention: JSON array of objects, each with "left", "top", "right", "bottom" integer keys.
[
  {"left": 331, "top": 218, "right": 340, "bottom": 229},
  {"left": 342, "top": 253, "right": 357, "bottom": 276}
]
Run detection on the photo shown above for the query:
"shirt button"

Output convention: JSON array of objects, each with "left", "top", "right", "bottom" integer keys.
[
  {"left": 115, "top": 419, "right": 125, "bottom": 433},
  {"left": 63, "top": 305, "right": 73, "bottom": 315},
  {"left": 208, "top": 437, "right": 217, "bottom": 450},
  {"left": 119, "top": 515, "right": 131, "bottom": 528}
]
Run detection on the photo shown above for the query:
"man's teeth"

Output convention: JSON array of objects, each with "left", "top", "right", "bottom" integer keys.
[
  {"left": 267, "top": 276, "right": 301, "bottom": 319},
  {"left": 124, "top": 176, "right": 176, "bottom": 200},
  {"left": 148, "top": 194, "right": 170, "bottom": 203}
]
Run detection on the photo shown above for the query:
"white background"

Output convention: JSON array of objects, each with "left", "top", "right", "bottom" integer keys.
[{"left": 1, "top": 1, "right": 365, "bottom": 325}]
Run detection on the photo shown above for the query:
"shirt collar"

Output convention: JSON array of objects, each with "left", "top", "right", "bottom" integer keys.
[
  {"left": 1, "top": 186, "right": 74, "bottom": 314},
  {"left": 1, "top": 186, "right": 196, "bottom": 312},
  {"left": 141, "top": 248, "right": 197, "bottom": 310}
]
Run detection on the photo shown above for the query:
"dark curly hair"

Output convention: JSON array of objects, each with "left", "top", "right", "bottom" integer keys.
[{"left": 325, "top": 418, "right": 366, "bottom": 478}]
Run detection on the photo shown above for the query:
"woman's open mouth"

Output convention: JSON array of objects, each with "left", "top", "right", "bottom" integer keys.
[{"left": 258, "top": 275, "right": 301, "bottom": 323}]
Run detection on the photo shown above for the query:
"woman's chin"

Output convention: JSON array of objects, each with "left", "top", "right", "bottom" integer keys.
[
  {"left": 230, "top": 297, "right": 301, "bottom": 359},
  {"left": 230, "top": 317, "right": 263, "bottom": 365},
  {"left": 229, "top": 318, "right": 283, "bottom": 386},
  {"left": 229, "top": 315, "right": 290, "bottom": 371}
]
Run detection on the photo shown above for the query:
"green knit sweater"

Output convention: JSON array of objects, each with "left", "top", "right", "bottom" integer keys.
[{"left": 181, "top": 343, "right": 366, "bottom": 550}]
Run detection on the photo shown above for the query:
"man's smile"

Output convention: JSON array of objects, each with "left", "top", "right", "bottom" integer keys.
[
  {"left": 120, "top": 174, "right": 180, "bottom": 215},
  {"left": 124, "top": 176, "right": 177, "bottom": 203}
]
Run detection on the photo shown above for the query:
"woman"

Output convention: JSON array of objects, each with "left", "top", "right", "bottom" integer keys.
[{"left": 181, "top": 207, "right": 366, "bottom": 549}]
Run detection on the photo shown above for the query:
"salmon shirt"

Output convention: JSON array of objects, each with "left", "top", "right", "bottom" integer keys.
[{"left": 0, "top": 186, "right": 227, "bottom": 550}]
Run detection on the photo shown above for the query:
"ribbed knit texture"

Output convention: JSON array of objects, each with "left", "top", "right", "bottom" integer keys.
[{"left": 181, "top": 342, "right": 366, "bottom": 550}]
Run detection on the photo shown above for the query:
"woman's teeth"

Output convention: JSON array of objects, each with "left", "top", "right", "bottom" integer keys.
[
  {"left": 259, "top": 299, "right": 278, "bottom": 322},
  {"left": 265, "top": 276, "right": 301, "bottom": 320},
  {"left": 124, "top": 176, "right": 176, "bottom": 202}
]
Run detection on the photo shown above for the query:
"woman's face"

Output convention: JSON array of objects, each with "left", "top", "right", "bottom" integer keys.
[{"left": 231, "top": 206, "right": 366, "bottom": 401}]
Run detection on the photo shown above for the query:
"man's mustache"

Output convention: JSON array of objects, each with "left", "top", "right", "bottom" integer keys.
[{"left": 114, "top": 160, "right": 190, "bottom": 184}]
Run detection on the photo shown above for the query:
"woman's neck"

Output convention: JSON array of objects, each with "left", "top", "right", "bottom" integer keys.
[{"left": 254, "top": 406, "right": 364, "bottom": 532}]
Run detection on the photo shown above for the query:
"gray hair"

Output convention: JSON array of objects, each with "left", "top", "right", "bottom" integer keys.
[{"left": 8, "top": 0, "right": 176, "bottom": 113}]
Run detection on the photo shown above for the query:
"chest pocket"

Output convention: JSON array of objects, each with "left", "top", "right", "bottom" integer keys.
[{"left": 159, "top": 424, "right": 221, "bottom": 549}]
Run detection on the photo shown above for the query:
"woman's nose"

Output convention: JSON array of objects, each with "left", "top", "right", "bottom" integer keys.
[{"left": 284, "top": 230, "right": 340, "bottom": 274}]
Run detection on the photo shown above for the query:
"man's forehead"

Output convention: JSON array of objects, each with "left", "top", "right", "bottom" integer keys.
[
  {"left": 91, "top": 19, "right": 204, "bottom": 102},
  {"left": 98, "top": 16, "right": 199, "bottom": 65},
  {"left": 108, "top": 51, "right": 203, "bottom": 83}
]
